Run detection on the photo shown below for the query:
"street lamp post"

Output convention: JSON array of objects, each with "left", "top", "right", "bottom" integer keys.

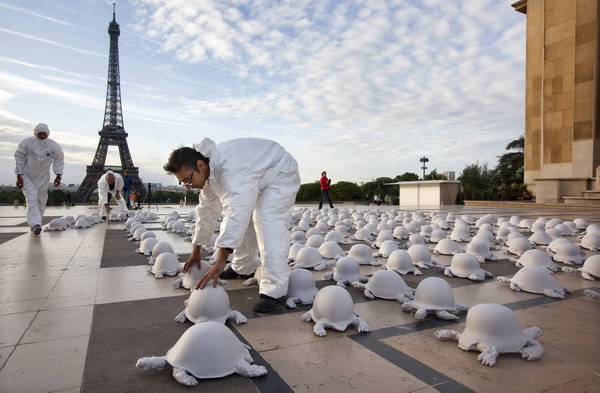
[{"left": 419, "top": 156, "right": 429, "bottom": 180}]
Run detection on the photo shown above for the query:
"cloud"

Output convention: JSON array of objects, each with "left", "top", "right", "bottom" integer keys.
[{"left": 0, "top": 28, "right": 106, "bottom": 57}]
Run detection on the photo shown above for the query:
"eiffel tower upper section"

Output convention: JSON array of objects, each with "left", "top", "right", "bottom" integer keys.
[{"left": 76, "top": 4, "right": 144, "bottom": 202}]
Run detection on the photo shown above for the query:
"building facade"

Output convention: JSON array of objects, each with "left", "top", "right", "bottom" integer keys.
[{"left": 513, "top": 0, "right": 599, "bottom": 203}]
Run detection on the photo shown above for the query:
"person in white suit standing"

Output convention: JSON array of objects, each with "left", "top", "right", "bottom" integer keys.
[
  {"left": 14, "top": 123, "right": 64, "bottom": 235},
  {"left": 163, "top": 137, "right": 300, "bottom": 313}
]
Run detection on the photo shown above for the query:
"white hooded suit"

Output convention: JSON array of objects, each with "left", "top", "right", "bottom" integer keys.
[
  {"left": 192, "top": 138, "right": 300, "bottom": 299},
  {"left": 14, "top": 124, "right": 64, "bottom": 228},
  {"left": 97, "top": 171, "right": 128, "bottom": 216}
]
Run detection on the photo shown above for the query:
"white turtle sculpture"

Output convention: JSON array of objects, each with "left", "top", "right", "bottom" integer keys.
[
  {"left": 407, "top": 233, "right": 426, "bottom": 247},
  {"left": 433, "top": 239, "right": 464, "bottom": 255},
  {"left": 172, "top": 261, "right": 212, "bottom": 289},
  {"left": 292, "top": 246, "right": 334, "bottom": 271},
  {"left": 285, "top": 268, "right": 319, "bottom": 308},
  {"left": 503, "top": 237, "right": 532, "bottom": 257},
  {"left": 497, "top": 266, "right": 571, "bottom": 299},
  {"left": 443, "top": 253, "right": 493, "bottom": 281},
  {"left": 401, "top": 277, "right": 468, "bottom": 320},
  {"left": 385, "top": 249, "right": 421, "bottom": 275},
  {"left": 562, "top": 254, "right": 600, "bottom": 280},
  {"left": 347, "top": 243, "right": 377, "bottom": 265},
  {"left": 45, "top": 218, "right": 67, "bottom": 231},
  {"left": 74, "top": 217, "right": 91, "bottom": 228},
  {"left": 510, "top": 249, "right": 559, "bottom": 272},
  {"left": 136, "top": 321, "right": 266, "bottom": 386},
  {"left": 407, "top": 244, "right": 438, "bottom": 269},
  {"left": 318, "top": 240, "right": 346, "bottom": 259},
  {"left": 287, "top": 243, "right": 306, "bottom": 263},
  {"left": 580, "top": 233, "right": 600, "bottom": 251},
  {"left": 147, "top": 241, "right": 175, "bottom": 265},
  {"left": 375, "top": 239, "right": 400, "bottom": 258},
  {"left": 136, "top": 237, "right": 160, "bottom": 255},
  {"left": 175, "top": 285, "right": 246, "bottom": 325},
  {"left": 306, "top": 234, "right": 326, "bottom": 248},
  {"left": 435, "top": 303, "right": 543, "bottom": 366},
  {"left": 301, "top": 285, "right": 370, "bottom": 336},
  {"left": 353, "top": 269, "right": 413, "bottom": 302},
  {"left": 323, "top": 256, "right": 369, "bottom": 288},
  {"left": 550, "top": 242, "right": 583, "bottom": 265},
  {"left": 147, "top": 252, "right": 182, "bottom": 278}
]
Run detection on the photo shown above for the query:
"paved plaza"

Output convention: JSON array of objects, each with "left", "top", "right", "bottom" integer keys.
[{"left": 0, "top": 203, "right": 599, "bottom": 393}]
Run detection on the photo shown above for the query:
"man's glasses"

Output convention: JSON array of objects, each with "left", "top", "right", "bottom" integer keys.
[{"left": 180, "top": 165, "right": 196, "bottom": 186}]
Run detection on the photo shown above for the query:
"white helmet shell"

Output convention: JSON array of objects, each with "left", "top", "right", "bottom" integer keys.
[
  {"left": 506, "top": 237, "right": 532, "bottom": 256},
  {"left": 332, "top": 257, "right": 362, "bottom": 282},
  {"left": 306, "top": 234, "right": 326, "bottom": 248},
  {"left": 353, "top": 228, "right": 373, "bottom": 242},
  {"left": 412, "top": 277, "right": 457, "bottom": 310},
  {"left": 517, "top": 219, "right": 532, "bottom": 229},
  {"left": 420, "top": 225, "right": 433, "bottom": 238},
  {"left": 508, "top": 266, "right": 566, "bottom": 295},
  {"left": 140, "top": 231, "right": 156, "bottom": 242},
  {"left": 288, "top": 243, "right": 306, "bottom": 261},
  {"left": 132, "top": 227, "right": 147, "bottom": 241},
  {"left": 407, "top": 233, "right": 426, "bottom": 247},
  {"left": 386, "top": 250, "right": 414, "bottom": 274},
  {"left": 75, "top": 217, "right": 91, "bottom": 228},
  {"left": 309, "top": 286, "right": 357, "bottom": 331},
  {"left": 293, "top": 246, "right": 324, "bottom": 269},
  {"left": 447, "top": 253, "right": 488, "bottom": 278},
  {"left": 318, "top": 241, "right": 344, "bottom": 259},
  {"left": 348, "top": 244, "right": 375, "bottom": 265},
  {"left": 171, "top": 221, "right": 186, "bottom": 234},
  {"left": 378, "top": 240, "right": 399, "bottom": 257},
  {"left": 393, "top": 226, "right": 409, "bottom": 239},
  {"left": 324, "top": 230, "right": 344, "bottom": 244},
  {"left": 151, "top": 252, "right": 181, "bottom": 277},
  {"left": 545, "top": 218, "right": 562, "bottom": 229},
  {"left": 552, "top": 243, "right": 583, "bottom": 265},
  {"left": 434, "top": 239, "right": 464, "bottom": 255},
  {"left": 546, "top": 237, "right": 572, "bottom": 253},
  {"left": 180, "top": 261, "right": 211, "bottom": 289},
  {"left": 580, "top": 233, "right": 600, "bottom": 251},
  {"left": 449, "top": 228, "right": 470, "bottom": 242},
  {"left": 573, "top": 218, "right": 588, "bottom": 230},
  {"left": 515, "top": 249, "right": 559, "bottom": 271},
  {"left": 184, "top": 285, "right": 234, "bottom": 324},
  {"left": 365, "top": 270, "right": 412, "bottom": 299},
  {"left": 137, "top": 237, "right": 159, "bottom": 255},
  {"left": 466, "top": 241, "right": 493, "bottom": 260},
  {"left": 63, "top": 216, "right": 75, "bottom": 226},
  {"left": 458, "top": 303, "right": 528, "bottom": 353},
  {"left": 287, "top": 269, "right": 318, "bottom": 303},
  {"left": 291, "top": 230, "right": 307, "bottom": 245},
  {"left": 165, "top": 321, "right": 255, "bottom": 379},
  {"left": 149, "top": 241, "right": 175, "bottom": 264},
  {"left": 429, "top": 229, "right": 447, "bottom": 244},
  {"left": 528, "top": 231, "right": 552, "bottom": 246},
  {"left": 407, "top": 244, "right": 432, "bottom": 264},
  {"left": 580, "top": 255, "right": 600, "bottom": 279},
  {"left": 374, "top": 230, "right": 394, "bottom": 248}
]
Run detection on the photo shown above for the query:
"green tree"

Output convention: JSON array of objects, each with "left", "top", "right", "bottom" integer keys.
[
  {"left": 330, "top": 181, "right": 363, "bottom": 201},
  {"left": 424, "top": 169, "right": 447, "bottom": 180},
  {"left": 458, "top": 163, "right": 494, "bottom": 200},
  {"left": 296, "top": 182, "right": 320, "bottom": 202},
  {"left": 493, "top": 135, "right": 524, "bottom": 186},
  {"left": 393, "top": 172, "right": 419, "bottom": 182}
]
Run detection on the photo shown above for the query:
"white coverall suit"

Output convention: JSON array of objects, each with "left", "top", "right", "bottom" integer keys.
[
  {"left": 14, "top": 125, "right": 64, "bottom": 229},
  {"left": 192, "top": 138, "right": 300, "bottom": 299},
  {"left": 97, "top": 172, "right": 128, "bottom": 217}
]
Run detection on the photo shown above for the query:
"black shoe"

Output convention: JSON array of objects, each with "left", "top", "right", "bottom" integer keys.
[
  {"left": 253, "top": 294, "right": 285, "bottom": 313},
  {"left": 101, "top": 216, "right": 107, "bottom": 221},
  {"left": 219, "top": 266, "right": 253, "bottom": 280},
  {"left": 32, "top": 225, "right": 42, "bottom": 235}
]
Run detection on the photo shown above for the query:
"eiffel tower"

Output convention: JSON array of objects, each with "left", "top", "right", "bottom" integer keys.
[{"left": 76, "top": 4, "right": 145, "bottom": 203}]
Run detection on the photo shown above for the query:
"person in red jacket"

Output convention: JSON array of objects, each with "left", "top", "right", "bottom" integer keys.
[{"left": 319, "top": 171, "right": 334, "bottom": 209}]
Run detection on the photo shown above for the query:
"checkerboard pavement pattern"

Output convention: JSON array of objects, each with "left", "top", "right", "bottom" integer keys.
[{"left": 0, "top": 204, "right": 598, "bottom": 393}]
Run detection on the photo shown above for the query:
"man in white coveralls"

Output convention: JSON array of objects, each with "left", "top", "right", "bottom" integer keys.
[
  {"left": 97, "top": 170, "right": 128, "bottom": 219},
  {"left": 14, "top": 123, "right": 64, "bottom": 235},
  {"left": 163, "top": 137, "right": 300, "bottom": 313}
]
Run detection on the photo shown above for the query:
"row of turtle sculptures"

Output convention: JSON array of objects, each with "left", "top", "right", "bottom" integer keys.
[{"left": 119, "top": 207, "right": 600, "bottom": 385}]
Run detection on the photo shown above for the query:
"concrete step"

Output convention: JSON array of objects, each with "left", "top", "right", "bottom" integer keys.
[
  {"left": 563, "top": 196, "right": 600, "bottom": 206},
  {"left": 582, "top": 190, "right": 600, "bottom": 197}
]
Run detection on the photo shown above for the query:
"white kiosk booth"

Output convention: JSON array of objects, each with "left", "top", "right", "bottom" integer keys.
[{"left": 385, "top": 180, "right": 461, "bottom": 207}]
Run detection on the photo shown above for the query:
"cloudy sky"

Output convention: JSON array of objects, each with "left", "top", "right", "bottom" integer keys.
[{"left": 0, "top": 0, "right": 526, "bottom": 187}]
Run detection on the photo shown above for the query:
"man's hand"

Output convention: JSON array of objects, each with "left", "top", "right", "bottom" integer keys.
[
  {"left": 16, "top": 175, "right": 23, "bottom": 189},
  {"left": 115, "top": 190, "right": 121, "bottom": 200},
  {"left": 105, "top": 204, "right": 112, "bottom": 215},
  {"left": 53, "top": 175, "right": 61, "bottom": 187},
  {"left": 197, "top": 248, "right": 231, "bottom": 289},
  {"left": 183, "top": 245, "right": 202, "bottom": 273}
]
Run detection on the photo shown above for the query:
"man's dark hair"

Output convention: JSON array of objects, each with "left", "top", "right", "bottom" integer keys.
[{"left": 163, "top": 147, "right": 209, "bottom": 174}]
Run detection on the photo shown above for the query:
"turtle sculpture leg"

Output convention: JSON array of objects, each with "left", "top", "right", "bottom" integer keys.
[
  {"left": 414, "top": 308, "right": 428, "bottom": 320},
  {"left": 351, "top": 315, "right": 370, "bottom": 333},
  {"left": 434, "top": 329, "right": 460, "bottom": 341},
  {"left": 286, "top": 297, "right": 300, "bottom": 308},
  {"left": 476, "top": 343, "right": 499, "bottom": 366},
  {"left": 434, "top": 310, "right": 459, "bottom": 320},
  {"left": 235, "top": 358, "right": 268, "bottom": 377},
  {"left": 584, "top": 289, "right": 600, "bottom": 300},
  {"left": 172, "top": 367, "right": 198, "bottom": 386},
  {"left": 136, "top": 356, "right": 168, "bottom": 370},
  {"left": 228, "top": 310, "right": 248, "bottom": 324},
  {"left": 543, "top": 289, "right": 565, "bottom": 299},
  {"left": 520, "top": 340, "right": 544, "bottom": 360},
  {"left": 313, "top": 321, "right": 328, "bottom": 336},
  {"left": 174, "top": 310, "right": 187, "bottom": 323}
]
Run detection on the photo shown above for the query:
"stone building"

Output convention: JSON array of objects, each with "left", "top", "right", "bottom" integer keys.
[{"left": 512, "top": 0, "right": 599, "bottom": 204}]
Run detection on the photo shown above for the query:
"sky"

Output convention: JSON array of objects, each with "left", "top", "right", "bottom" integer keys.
[{"left": 0, "top": 0, "right": 526, "bottom": 187}]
